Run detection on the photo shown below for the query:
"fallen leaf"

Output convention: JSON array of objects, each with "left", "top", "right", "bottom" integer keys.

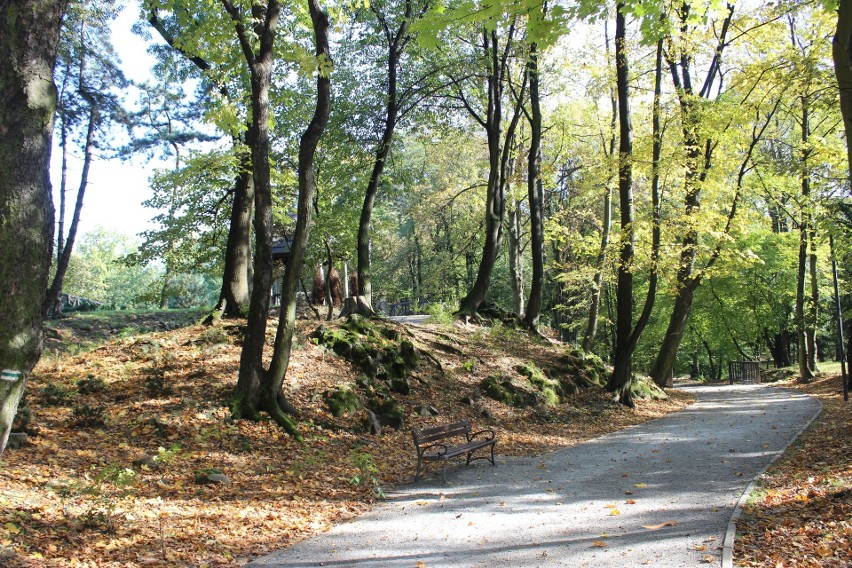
[
  {"left": 625, "top": 499, "right": 636, "bottom": 504},
  {"left": 593, "top": 540, "right": 608, "bottom": 548},
  {"left": 693, "top": 544, "right": 707, "bottom": 551},
  {"left": 609, "top": 509, "right": 621, "bottom": 516},
  {"left": 642, "top": 521, "right": 678, "bottom": 530},
  {"left": 702, "top": 555, "right": 716, "bottom": 563}
]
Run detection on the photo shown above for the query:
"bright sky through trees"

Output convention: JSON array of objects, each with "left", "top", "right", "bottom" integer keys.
[{"left": 49, "top": 1, "right": 163, "bottom": 239}]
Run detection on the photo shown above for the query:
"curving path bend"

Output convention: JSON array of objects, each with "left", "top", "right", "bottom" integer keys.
[{"left": 249, "top": 385, "right": 821, "bottom": 568}]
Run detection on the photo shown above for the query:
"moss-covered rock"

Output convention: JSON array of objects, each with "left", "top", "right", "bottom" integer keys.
[
  {"left": 481, "top": 375, "right": 529, "bottom": 408},
  {"left": 630, "top": 375, "right": 668, "bottom": 401},
  {"left": 312, "top": 318, "right": 419, "bottom": 384},
  {"left": 325, "top": 386, "right": 364, "bottom": 417},
  {"left": 516, "top": 363, "right": 563, "bottom": 406},
  {"left": 547, "top": 345, "right": 609, "bottom": 389}
]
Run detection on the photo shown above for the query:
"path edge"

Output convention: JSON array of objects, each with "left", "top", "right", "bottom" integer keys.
[{"left": 721, "top": 389, "right": 823, "bottom": 568}]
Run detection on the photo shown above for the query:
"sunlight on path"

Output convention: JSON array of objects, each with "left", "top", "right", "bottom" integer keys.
[{"left": 249, "top": 385, "right": 820, "bottom": 568}]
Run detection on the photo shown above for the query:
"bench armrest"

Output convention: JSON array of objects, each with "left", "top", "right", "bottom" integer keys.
[
  {"left": 468, "top": 429, "right": 496, "bottom": 442},
  {"left": 418, "top": 442, "right": 450, "bottom": 457}
]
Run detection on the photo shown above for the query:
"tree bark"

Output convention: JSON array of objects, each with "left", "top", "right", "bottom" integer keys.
[
  {"left": 230, "top": 0, "right": 282, "bottom": 420},
  {"left": 523, "top": 38, "right": 544, "bottom": 330},
  {"left": 583, "top": 23, "right": 616, "bottom": 350},
  {"left": 834, "top": 0, "right": 852, "bottom": 174},
  {"left": 218, "top": 161, "right": 253, "bottom": 318},
  {"left": 650, "top": 3, "right": 735, "bottom": 386},
  {"left": 357, "top": 1, "right": 413, "bottom": 308},
  {"left": 0, "top": 0, "right": 65, "bottom": 455},
  {"left": 458, "top": 26, "right": 523, "bottom": 316},
  {"left": 265, "top": 0, "right": 331, "bottom": 437},
  {"left": 606, "top": 3, "right": 636, "bottom": 408},
  {"left": 508, "top": 204, "right": 525, "bottom": 318}
]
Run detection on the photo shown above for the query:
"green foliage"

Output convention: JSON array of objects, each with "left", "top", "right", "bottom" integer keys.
[
  {"left": 348, "top": 448, "right": 385, "bottom": 498},
  {"left": 64, "top": 227, "right": 162, "bottom": 310},
  {"left": 40, "top": 384, "right": 73, "bottom": 406},
  {"left": 481, "top": 375, "right": 528, "bottom": 408},
  {"left": 76, "top": 375, "right": 106, "bottom": 395},
  {"left": 71, "top": 404, "right": 108, "bottom": 428}
]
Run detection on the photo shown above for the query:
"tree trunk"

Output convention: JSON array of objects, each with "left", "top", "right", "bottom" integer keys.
[
  {"left": 44, "top": 106, "right": 96, "bottom": 317},
  {"left": 834, "top": 0, "right": 852, "bottom": 175},
  {"left": 583, "top": 23, "right": 616, "bottom": 350},
  {"left": 606, "top": 4, "right": 636, "bottom": 408},
  {"left": 218, "top": 161, "right": 253, "bottom": 318},
  {"left": 0, "top": 0, "right": 65, "bottom": 455},
  {"left": 650, "top": 4, "right": 734, "bottom": 387},
  {"left": 458, "top": 27, "right": 522, "bottom": 316},
  {"left": 232, "top": 0, "right": 282, "bottom": 420},
  {"left": 357, "top": 19, "right": 406, "bottom": 308},
  {"left": 807, "top": 225, "right": 819, "bottom": 371},
  {"left": 264, "top": 0, "right": 330, "bottom": 437},
  {"left": 796, "top": 96, "right": 815, "bottom": 383},
  {"left": 523, "top": 37, "right": 544, "bottom": 330},
  {"left": 508, "top": 204, "right": 525, "bottom": 318}
]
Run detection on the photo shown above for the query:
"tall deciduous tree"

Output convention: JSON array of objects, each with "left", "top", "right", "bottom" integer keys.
[
  {"left": 455, "top": 21, "right": 527, "bottom": 317},
  {"left": 355, "top": 0, "right": 429, "bottom": 308},
  {"left": 649, "top": 2, "right": 736, "bottom": 386},
  {"left": 0, "top": 0, "right": 67, "bottom": 455},
  {"left": 234, "top": 0, "right": 331, "bottom": 437},
  {"left": 145, "top": 2, "right": 254, "bottom": 318}
]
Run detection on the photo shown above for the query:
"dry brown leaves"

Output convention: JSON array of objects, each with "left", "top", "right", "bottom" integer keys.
[
  {"left": 734, "top": 373, "right": 852, "bottom": 567},
  {"left": 0, "top": 316, "right": 692, "bottom": 567}
]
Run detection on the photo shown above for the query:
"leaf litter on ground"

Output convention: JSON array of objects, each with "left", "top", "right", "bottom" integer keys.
[{"left": 1, "top": 312, "right": 694, "bottom": 567}]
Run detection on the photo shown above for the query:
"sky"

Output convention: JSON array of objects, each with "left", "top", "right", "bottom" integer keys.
[{"left": 51, "top": 1, "right": 165, "bottom": 241}]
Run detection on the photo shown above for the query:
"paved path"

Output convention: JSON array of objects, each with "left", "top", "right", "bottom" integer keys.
[{"left": 249, "top": 385, "right": 820, "bottom": 567}]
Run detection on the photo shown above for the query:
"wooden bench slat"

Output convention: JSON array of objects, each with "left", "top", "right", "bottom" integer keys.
[{"left": 412, "top": 420, "right": 497, "bottom": 482}]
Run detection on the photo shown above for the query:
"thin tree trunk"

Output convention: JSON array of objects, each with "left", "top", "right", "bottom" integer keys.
[
  {"left": 807, "top": 225, "right": 819, "bottom": 370},
  {"left": 44, "top": 106, "right": 97, "bottom": 317},
  {"left": 357, "top": 2, "right": 412, "bottom": 308},
  {"left": 650, "top": 3, "right": 735, "bottom": 386},
  {"left": 458, "top": 26, "right": 523, "bottom": 316},
  {"left": 508, "top": 204, "right": 525, "bottom": 318},
  {"left": 523, "top": 35, "right": 544, "bottom": 330},
  {"left": 797, "top": 96, "right": 815, "bottom": 383},
  {"left": 265, "top": 0, "right": 330, "bottom": 437},
  {"left": 0, "top": 0, "right": 65, "bottom": 455},
  {"left": 607, "top": 3, "right": 636, "bottom": 407},
  {"left": 583, "top": 23, "right": 616, "bottom": 349}
]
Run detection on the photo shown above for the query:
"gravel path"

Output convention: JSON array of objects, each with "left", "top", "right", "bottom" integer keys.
[{"left": 249, "top": 385, "right": 821, "bottom": 567}]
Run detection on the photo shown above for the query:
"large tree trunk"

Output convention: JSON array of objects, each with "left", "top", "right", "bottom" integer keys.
[
  {"left": 0, "top": 0, "right": 65, "bottom": 455},
  {"left": 523, "top": 38, "right": 544, "bottom": 331},
  {"left": 232, "top": 0, "right": 281, "bottom": 420},
  {"left": 44, "top": 106, "right": 96, "bottom": 317},
  {"left": 265, "top": 0, "right": 330, "bottom": 437},
  {"left": 834, "top": 0, "right": 852, "bottom": 174}
]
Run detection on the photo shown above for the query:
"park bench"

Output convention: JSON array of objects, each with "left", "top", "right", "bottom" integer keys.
[{"left": 412, "top": 420, "right": 497, "bottom": 482}]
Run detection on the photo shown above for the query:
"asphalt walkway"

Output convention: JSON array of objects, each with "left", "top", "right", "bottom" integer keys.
[{"left": 249, "top": 385, "right": 821, "bottom": 567}]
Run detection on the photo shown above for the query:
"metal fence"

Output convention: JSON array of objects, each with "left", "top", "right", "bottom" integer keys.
[{"left": 729, "top": 361, "right": 761, "bottom": 384}]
